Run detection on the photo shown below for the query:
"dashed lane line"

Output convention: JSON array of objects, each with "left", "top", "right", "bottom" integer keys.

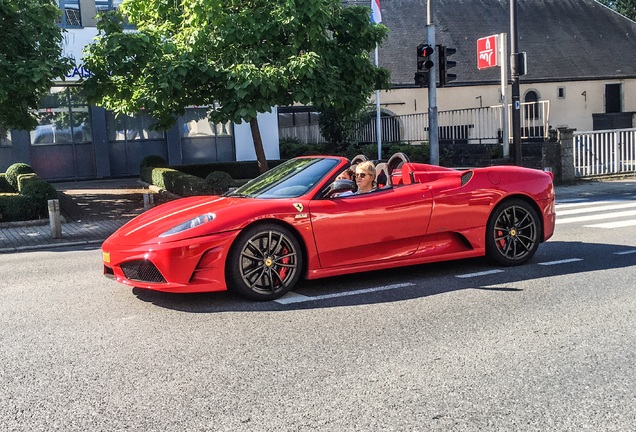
[
  {"left": 455, "top": 269, "right": 504, "bottom": 278},
  {"left": 538, "top": 258, "right": 584, "bottom": 266},
  {"left": 614, "top": 249, "right": 636, "bottom": 255},
  {"left": 275, "top": 282, "right": 416, "bottom": 304}
]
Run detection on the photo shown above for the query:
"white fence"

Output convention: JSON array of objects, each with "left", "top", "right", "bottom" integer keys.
[
  {"left": 279, "top": 101, "right": 550, "bottom": 145},
  {"left": 573, "top": 128, "right": 636, "bottom": 177}
]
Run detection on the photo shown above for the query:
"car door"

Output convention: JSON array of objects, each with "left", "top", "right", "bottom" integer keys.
[{"left": 308, "top": 185, "right": 434, "bottom": 269}]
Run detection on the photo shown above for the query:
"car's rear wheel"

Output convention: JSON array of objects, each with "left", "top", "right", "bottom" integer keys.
[
  {"left": 226, "top": 223, "right": 303, "bottom": 301},
  {"left": 486, "top": 199, "right": 541, "bottom": 266}
]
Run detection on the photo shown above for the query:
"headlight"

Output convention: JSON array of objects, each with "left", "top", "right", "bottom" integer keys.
[{"left": 159, "top": 213, "right": 216, "bottom": 237}]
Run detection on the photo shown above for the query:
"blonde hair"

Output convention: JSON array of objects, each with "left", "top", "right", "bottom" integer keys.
[{"left": 356, "top": 161, "right": 376, "bottom": 179}]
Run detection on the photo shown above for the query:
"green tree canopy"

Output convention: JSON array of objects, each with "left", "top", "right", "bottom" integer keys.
[
  {"left": 598, "top": 0, "right": 636, "bottom": 21},
  {"left": 82, "top": 0, "right": 389, "bottom": 172},
  {"left": 0, "top": 0, "right": 74, "bottom": 130}
]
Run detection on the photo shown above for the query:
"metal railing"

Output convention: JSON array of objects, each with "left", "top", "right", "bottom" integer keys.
[
  {"left": 573, "top": 128, "right": 636, "bottom": 177},
  {"left": 279, "top": 101, "right": 550, "bottom": 145}
]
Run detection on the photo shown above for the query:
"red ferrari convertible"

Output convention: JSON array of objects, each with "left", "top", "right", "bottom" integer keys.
[{"left": 102, "top": 153, "right": 555, "bottom": 300}]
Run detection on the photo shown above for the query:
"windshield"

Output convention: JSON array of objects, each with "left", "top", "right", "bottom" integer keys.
[{"left": 227, "top": 157, "right": 340, "bottom": 198}]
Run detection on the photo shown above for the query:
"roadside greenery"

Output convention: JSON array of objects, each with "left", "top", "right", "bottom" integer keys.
[
  {"left": 83, "top": 0, "right": 390, "bottom": 174},
  {"left": 0, "top": 163, "right": 57, "bottom": 222},
  {"left": 0, "top": 0, "right": 74, "bottom": 131},
  {"left": 597, "top": 0, "right": 636, "bottom": 21}
]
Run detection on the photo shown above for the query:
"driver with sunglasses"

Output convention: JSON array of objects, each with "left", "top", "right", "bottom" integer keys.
[{"left": 354, "top": 161, "right": 378, "bottom": 194}]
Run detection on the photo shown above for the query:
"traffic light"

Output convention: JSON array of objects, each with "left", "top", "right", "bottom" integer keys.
[
  {"left": 438, "top": 45, "right": 457, "bottom": 87},
  {"left": 415, "top": 44, "right": 434, "bottom": 87}
]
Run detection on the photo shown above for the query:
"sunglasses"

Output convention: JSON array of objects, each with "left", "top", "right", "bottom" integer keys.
[{"left": 355, "top": 173, "right": 370, "bottom": 179}]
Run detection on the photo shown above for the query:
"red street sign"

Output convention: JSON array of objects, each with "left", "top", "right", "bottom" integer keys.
[{"left": 477, "top": 35, "right": 499, "bottom": 69}]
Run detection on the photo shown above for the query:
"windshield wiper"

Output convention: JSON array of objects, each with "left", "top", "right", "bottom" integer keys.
[{"left": 223, "top": 191, "right": 251, "bottom": 198}]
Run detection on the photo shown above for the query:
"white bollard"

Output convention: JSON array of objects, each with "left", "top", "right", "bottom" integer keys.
[{"left": 48, "top": 199, "right": 62, "bottom": 239}]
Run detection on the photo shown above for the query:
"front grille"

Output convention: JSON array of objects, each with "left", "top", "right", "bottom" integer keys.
[
  {"left": 120, "top": 260, "right": 166, "bottom": 283},
  {"left": 461, "top": 171, "right": 474, "bottom": 186}
]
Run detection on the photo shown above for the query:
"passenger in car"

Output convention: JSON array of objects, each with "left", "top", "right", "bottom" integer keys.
[
  {"left": 355, "top": 161, "right": 378, "bottom": 194},
  {"left": 336, "top": 168, "right": 354, "bottom": 181}
]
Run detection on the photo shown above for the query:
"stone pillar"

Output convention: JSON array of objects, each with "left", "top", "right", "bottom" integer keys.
[{"left": 558, "top": 127, "right": 576, "bottom": 183}]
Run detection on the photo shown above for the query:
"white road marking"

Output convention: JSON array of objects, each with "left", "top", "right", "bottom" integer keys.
[
  {"left": 455, "top": 269, "right": 504, "bottom": 278},
  {"left": 555, "top": 200, "right": 611, "bottom": 208},
  {"left": 585, "top": 219, "right": 636, "bottom": 229},
  {"left": 538, "top": 258, "right": 583, "bottom": 266},
  {"left": 274, "top": 282, "right": 416, "bottom": 304},
  {"left": 555, "top": 209, "right": 636, "bottom": 224},
  {"left": 557, "top": 202, "right": 636, "bottom": 216},
  {"left": 555, "top": 198, "right": 590, "bottom": 204},
  {"left": 613, "top": 249, "right": 636, "bottom": 255}
]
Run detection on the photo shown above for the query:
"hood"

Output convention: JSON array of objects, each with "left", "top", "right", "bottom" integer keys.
[{"left": 107, "top": 195, "right": 247, "bottom": 245}]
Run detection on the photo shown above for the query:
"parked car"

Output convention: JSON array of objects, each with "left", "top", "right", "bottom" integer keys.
[{"left": 102, "top": 153, "right": 556, "bottom": 300}]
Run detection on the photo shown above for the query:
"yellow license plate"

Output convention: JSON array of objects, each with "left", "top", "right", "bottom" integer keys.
[{"left": 102, "top": 251, "right": 110, "bottom": 263}]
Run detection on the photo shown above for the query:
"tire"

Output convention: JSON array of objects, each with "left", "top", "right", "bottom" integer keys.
[
  {"left": 226, "top": 223, "right": 303, "bottom": 301},
  {"left": 486, "top": 199, "right": 541, "bottom": 266}
]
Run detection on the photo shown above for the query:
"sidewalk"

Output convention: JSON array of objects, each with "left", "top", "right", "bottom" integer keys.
[
  {"left": 0, "top": 178, "right": 170, "bottom": 253},
  {"left": 1, "top": 177, "right": 634, "bottom": 253}
]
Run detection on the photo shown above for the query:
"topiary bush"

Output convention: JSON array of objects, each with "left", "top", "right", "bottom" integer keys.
[
  {"left": 150, "top": 167, "right": 208, "bottom": 197},
  {"left": 0, "top": 174, "right": 13, "bottom": 193},
  {"left": 0, "top": 194, "right": 39, "bottom": 222},
  {"left": 205, "top": 171, "right": 234, "bottom": 195},
  {"left": 5, "top": 163, "right": 35, "bottom": 189},
  {"left": 140, "top": 155, "right": 168, "bottom": 184},
  {"left": 19, "top": 175, "right": 58, "bottom": 217}
]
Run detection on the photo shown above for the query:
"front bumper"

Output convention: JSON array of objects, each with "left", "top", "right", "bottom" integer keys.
[{"left": 102, "top": 230, "right": 239, "bottom": 293}]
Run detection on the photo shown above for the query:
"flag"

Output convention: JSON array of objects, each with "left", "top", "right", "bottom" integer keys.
[{"left": 371, "top": 0, "right": 382, "bottom": 24}]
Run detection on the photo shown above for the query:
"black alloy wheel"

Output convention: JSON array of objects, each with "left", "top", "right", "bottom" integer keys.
[
  {"left": 486, "top": 199, "right": 541, "bottom": 266},
  {"left": 227, "top": 223, "right": 303, "bottom": 301}
]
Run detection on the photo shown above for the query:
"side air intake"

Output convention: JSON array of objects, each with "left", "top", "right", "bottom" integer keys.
[{"left": 461, "top": 171, "right": 474, "bottom": 186}]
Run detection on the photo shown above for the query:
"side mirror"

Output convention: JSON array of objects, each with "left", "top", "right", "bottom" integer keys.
[{"left": 325, "top": 179, "right": 355, "bottom": 197}]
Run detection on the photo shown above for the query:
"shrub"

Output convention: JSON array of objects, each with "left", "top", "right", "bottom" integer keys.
[
  {"left": 0, "top": 194, "right": 39, "bottom": 222},
  {"left": 140, "top": 155, "right": 168, "bottom": 184},
  {"left": 205, "top": 171, "right": 234, "bottom": 195},
  {"left": 150, "top": 167, "right": 208, "bottom": 197},
  {"left": 140, "top": 155, "right": 168, "bottom": 170},
  {"left": 5, "top": 163, "right": 35, "bottom": 189},
  {"left": 0, "top": 174, "right": 13, "bottom": 193},
  {"left": 16, "top": 174, "right": 57, "bottom": 217}
]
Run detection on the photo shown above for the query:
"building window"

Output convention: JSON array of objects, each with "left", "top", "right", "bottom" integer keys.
[
  {"left": 95, "top": 0, "right": 123, "bottom": 11},
  {"left": 58, "top": 0, "right": 81, "bottom": 27},
  {"left": 524, "top": 90, "right": 540, "bottom": 119},
  {"left": 106, "top": 112, "right": 165, "bottom": 142},
  {"left": 557, "top": 87, "right": 565, "bottom": 99},
  {"left": 180, "top": 107, "right": 232, "bottom": 137},
  {"left": 278, "top": 107, "right": 321, "bottom": 127},
  {"left": 30, "top": 86, "right": 92, "bottom": 145}
]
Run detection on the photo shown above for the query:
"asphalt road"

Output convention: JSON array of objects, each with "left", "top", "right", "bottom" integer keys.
[{"left": 1, "top": 184, "right": 636, "bottom": 431}]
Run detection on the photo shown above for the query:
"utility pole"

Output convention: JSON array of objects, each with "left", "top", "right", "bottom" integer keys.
[
  {"left": 510, "top": 0, "right": 522, "bottom": 165},
  {"left": 427, "top": 0, "right": 439, "bottom": 165}
]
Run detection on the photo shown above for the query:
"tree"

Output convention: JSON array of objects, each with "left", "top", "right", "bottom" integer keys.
[
  {"left": 0, "top": 0, "right": 74, "bottom": 130},
  {"left": 597, "top": 0, "right": 636, "bottom": 21},
  {"left": 82, "top": 0, "right": 389, "bottom": 173}
]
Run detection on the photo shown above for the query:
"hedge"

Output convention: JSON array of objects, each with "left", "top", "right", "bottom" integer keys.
[{"left": 0, "top": 163, "right": 57, "bottom": 222}]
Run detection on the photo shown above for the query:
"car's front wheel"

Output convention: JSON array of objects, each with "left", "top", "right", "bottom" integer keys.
[
  {"left": 226, "top": 223, "right": 303, "bottom": 301},
  {"left": 486, "top": 199, "right": 541, "bottom": 266}
]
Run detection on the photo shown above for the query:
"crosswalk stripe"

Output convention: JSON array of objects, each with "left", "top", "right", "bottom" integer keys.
[
  {"left": 556, "top": 201, "right": 636, "bottom": 216},
  {"left": 556, "top": 209, "right": 636, "bottom": 224},
  {"left": 584, "top": 220, "right": 636, "bottom": 229}
]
